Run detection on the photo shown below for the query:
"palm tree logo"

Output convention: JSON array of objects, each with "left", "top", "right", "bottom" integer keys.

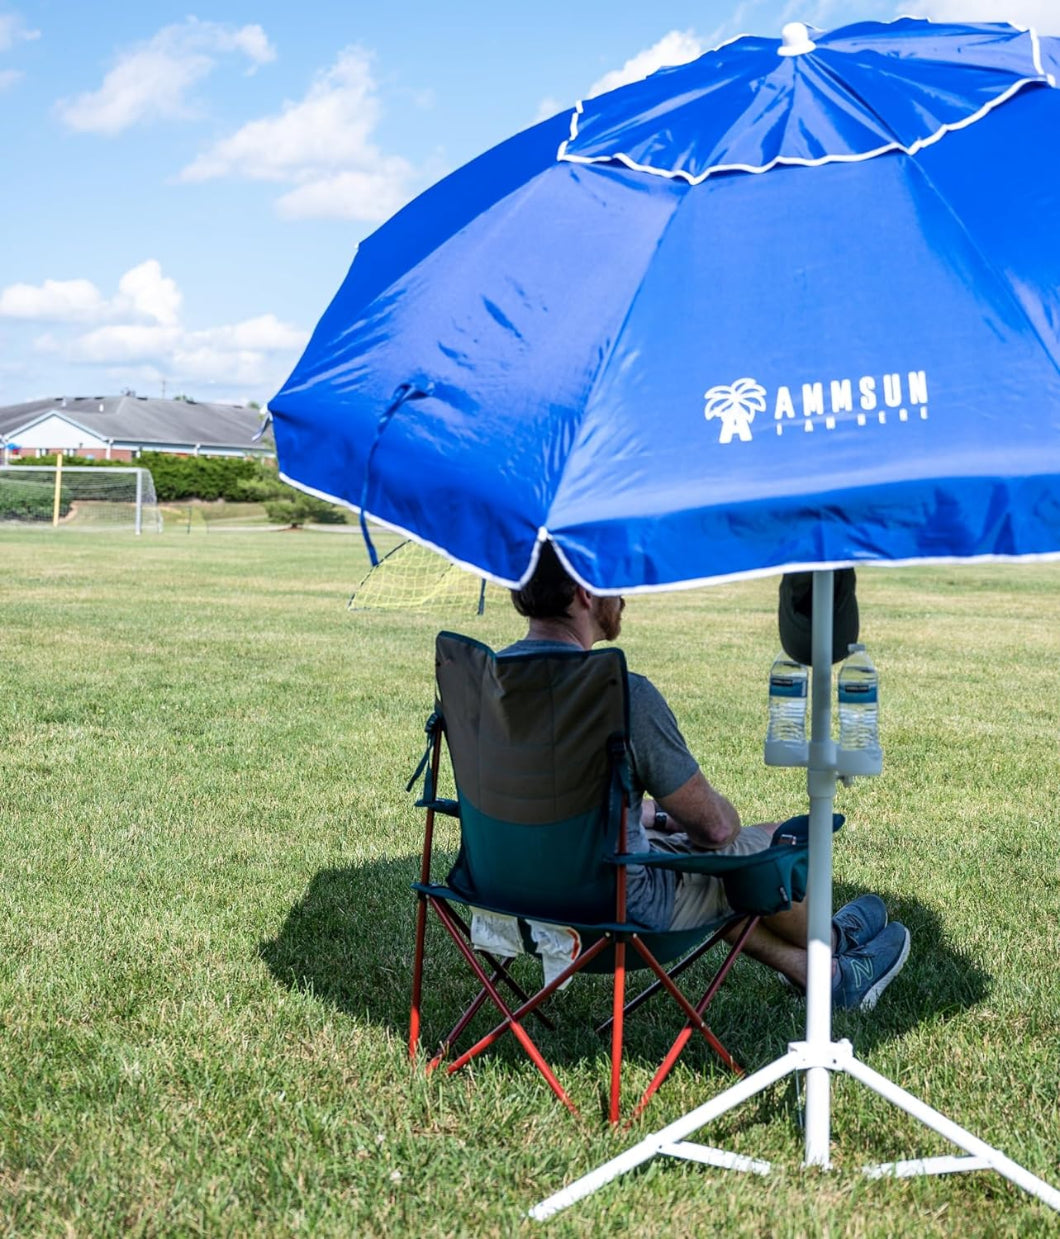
[{"left": 704, "top": 378, "right": 768, "bottom": 443}]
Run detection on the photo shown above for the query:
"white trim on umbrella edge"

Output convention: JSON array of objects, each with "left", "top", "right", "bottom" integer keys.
[
  {"left": 276, "top": 470, "right": 1060, "bottom": 596},
  {"left": 556, "top": 22, "right": 1055, "bottom": 187}
]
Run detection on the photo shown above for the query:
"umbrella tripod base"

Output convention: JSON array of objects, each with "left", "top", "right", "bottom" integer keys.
[{"left": 528, "top": 1039, "right": 1060, "bottom": 1221}]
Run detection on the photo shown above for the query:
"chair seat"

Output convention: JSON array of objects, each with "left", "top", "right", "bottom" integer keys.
[{"left": 412, "top": 879, "right": 726, "bottom": 972}]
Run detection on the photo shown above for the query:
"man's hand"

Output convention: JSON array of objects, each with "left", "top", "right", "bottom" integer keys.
[
  {"left": 655, "top": 771, "right": 741, "bottom": 850},
  {"left": 641, "top": 798, "right": 680, "bottom": 833}
]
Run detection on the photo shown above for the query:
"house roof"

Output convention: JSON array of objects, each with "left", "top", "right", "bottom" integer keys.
[{"left": 0, "top": 395, "right": 272, "bottom": 450}]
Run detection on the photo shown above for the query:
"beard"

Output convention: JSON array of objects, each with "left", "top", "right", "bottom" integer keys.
[{"left": 594, "top": 595, "right": 625, "bottom": 642}]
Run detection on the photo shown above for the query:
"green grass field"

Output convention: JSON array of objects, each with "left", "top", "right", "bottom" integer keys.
[{"left": 1, "top": 529, "right": 1058, "bottom": 1236}]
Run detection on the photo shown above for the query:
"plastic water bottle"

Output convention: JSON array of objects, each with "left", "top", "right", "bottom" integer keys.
[
  {"left": 836, "top": 643, "right": 882, "bottom": 775},
  {"left": 764, "top": 654, "right": 808, "bottom": 766}
]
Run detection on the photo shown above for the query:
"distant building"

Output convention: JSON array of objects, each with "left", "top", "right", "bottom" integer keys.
[{"left": 0, "top": 395, "right": 274, "bottom": 464}]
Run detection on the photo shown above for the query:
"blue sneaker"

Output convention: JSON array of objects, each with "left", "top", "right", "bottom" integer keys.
[
  {"left": 833, "top": 922, "right": 911, "bottom": 1012},
  {"left": 833, "top": 894, "right": 888, "bottom": 955}
]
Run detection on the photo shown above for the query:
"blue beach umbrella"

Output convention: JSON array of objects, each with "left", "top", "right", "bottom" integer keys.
[
  {"left": 270, "top": 18, "right": 1060, "bottom": 1216},
  {"left": 271, "top": 18, "right": 1060, "bottom": 593}
]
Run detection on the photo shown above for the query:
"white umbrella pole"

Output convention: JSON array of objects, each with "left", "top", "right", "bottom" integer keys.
[{"left": 803, "top": 569, "right": 836, "bottom": 1165}]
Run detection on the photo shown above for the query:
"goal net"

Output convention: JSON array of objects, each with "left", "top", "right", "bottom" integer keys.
[
  {"left": 350, "top": 538, "right": 488, "bottom": 615},
  {"left": 0, "top": 465, "right": 162, "bottom": 533}
]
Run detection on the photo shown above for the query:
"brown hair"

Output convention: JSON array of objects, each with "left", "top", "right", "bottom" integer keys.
[{"left": 511, "top": 541, "right": 577, "bottom": 619}]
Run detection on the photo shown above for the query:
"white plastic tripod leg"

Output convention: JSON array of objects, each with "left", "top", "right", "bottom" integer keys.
[
  {"left": 528, "top": 1048, "right": 800, "bottom": 1221},
  {"left": 846, "top": 1054, "right": 1060, "bottom": 1211},
  {"left": 660, "top": 1141, "right": 770, "bottom": 1174},
  {"left": 864, "top": 1155, "right": 990, "bottom": 1179}
]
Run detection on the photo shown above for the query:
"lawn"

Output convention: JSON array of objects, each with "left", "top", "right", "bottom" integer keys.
[{"left": 1, "top": 529, "right": 1057, "bottom": 1236}]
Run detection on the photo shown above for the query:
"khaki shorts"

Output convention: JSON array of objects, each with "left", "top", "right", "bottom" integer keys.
[{"left": 647, "top": 824, "right": 777, "bottom": 931}]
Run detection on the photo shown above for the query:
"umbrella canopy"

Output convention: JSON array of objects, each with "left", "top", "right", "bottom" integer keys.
[{"left": 270, "top": 19, "right": 1060, "bottom": 593}]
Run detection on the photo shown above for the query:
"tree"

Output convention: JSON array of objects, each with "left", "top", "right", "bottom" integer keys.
[{"left": 263, "top": 492, "right": 347, "bottom": 527}]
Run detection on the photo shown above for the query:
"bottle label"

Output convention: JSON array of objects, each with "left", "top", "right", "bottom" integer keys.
[
  {"left": 770, "top": 677, "right": 807, "bottom": 699},
  {"left": 838, "top": 683, "right": 878, "bottom": 704}
]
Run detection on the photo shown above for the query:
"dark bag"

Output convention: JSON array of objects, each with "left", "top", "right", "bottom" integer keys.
[{"left": 777, "top": 568, "right": 859, "bottom": 666}]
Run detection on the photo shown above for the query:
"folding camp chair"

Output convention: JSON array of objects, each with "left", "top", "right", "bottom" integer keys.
[{"left": 409, "top": 632, "right": 809, "bottom": 1122}]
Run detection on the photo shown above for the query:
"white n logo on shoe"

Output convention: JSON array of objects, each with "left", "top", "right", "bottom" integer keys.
[{"left": 847, "top": 956, "right": 875, "bottom": 989}]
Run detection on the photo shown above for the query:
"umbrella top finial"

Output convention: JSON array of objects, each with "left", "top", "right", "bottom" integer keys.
[{"left": 778, "top": 22, "right": 817, "bottom": 56}]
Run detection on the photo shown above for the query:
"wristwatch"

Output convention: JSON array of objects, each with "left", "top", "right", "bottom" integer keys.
[{"left": 653, "top": 811, "right": 669, "bottom": 830}]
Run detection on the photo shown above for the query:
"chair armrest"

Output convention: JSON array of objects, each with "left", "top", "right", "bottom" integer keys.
[
  {"left": 609, "top": 815, "right": 841, "bottom": 916},
  {"left": 609, "top": 811, "right": 841, "bottom": 873},
  {"left": 611, "top": 847, "right": 803, "bottom": 875},
  {"left": 623, "top": 843, "right": 810, "bottom": 915},
  {"left": 416, "top": 797, "right": 460, "bottom": 817}
]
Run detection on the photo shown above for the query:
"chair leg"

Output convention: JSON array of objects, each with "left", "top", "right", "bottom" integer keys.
[
  {"left": 595, "top": 921, "right": 731, "bottom": 1036},
  {"left": 609, "top": 938, "right": 626, "bottom": 1124},
  {"left": 445, "top": 906, "right": 558, "bottom": 1030},
  {"left": 427, "top": 970, "right": 498, "bottom": 1074},
  {"left": 409, "top": 894, "right": 429, "bottom": 1059},
  {"left": 427, "top": 952, "right": 558, "bottom": 1073},
  {"left": 417, "top": 895, "right": 562, "bottom": 1069},
  {"left": 627, "top": 917, "right": 760, "bottom": 1123},
  {"left": 447, "top": 933, "right": 612, "bottom": 1074},
  {"left": 429, "top": 899, "right": 603, "bottom": 1116}
]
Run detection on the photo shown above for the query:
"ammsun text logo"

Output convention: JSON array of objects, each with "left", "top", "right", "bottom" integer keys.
[{"left": 704, "top": 370, "right": 929, "bottom": 444}]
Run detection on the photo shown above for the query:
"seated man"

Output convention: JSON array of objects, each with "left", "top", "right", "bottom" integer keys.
[{"left": 505, "top": 541, "right": 910, "bottom": 1013}]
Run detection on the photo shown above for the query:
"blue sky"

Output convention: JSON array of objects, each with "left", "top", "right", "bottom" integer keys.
[{"left": 0, "top": 0, "right": 1053, "bottom": 409}]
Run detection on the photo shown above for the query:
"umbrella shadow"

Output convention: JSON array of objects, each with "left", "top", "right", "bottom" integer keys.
[{"left": 258, "top": 861, "right": 991, "bottom": 1068}]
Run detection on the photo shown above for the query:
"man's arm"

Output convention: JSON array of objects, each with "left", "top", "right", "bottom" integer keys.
[{"left": 655, "top": 771, "right": 741, "bottom": 850}]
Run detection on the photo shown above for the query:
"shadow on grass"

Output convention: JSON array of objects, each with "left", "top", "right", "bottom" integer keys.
[
  {"left": 259, "top": 860, "right": 991, "bottom": 1074},
  {"left": 259, "top": 857, "right": 418, "bottom": 1031}
]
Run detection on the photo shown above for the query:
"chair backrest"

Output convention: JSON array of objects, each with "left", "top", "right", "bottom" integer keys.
[{"left": 435, "top": 631, "right": 630, "bottom": 923}]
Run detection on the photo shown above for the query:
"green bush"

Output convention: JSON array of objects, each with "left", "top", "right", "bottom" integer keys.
[
  {"left": 234, "top": 460, "right": 348, "bottom": 524},
  {"left": 263, "top": 493, "right": 347, "bottom": 527},
  {"left": 12, "top": 453, "right": 268, "bottom": 503},
  {"left": 10, "top": 454, "right": 126, "bottom": 469},
  {"left": 8, "top": 453, "right": 346, "bottom": 520},
  {"left": 138, "top": 453, "right": 262, "bottom": 502},
  {"left": 0, "top": 478, "right": 71, "bottom": 521}
]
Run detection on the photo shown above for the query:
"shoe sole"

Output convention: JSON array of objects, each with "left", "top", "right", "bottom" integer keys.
[{"left": 857, "top": 925, "right": 911, "bottom": 1012}]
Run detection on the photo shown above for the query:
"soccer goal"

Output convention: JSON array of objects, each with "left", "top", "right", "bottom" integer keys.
[
  {"left": 0, "top": 465, "right": 162, "bottom": 533},
  {"left": 350, "top": 538, "right": 487, "bottom": 615}
]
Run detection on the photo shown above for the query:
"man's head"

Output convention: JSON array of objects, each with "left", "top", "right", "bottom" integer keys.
[
  {"left": 511, "top": 540, "right": 576, "bottom": 620},
  {"left": 511, "top": 541, "right": 625, "bottom": 645}
]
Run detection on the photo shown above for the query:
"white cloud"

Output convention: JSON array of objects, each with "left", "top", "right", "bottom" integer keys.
[
  {"left": 56, "top": 18, "right": 276, "bottom": 135},
  {"left": 62, "top": 324, "right": 184, "bottom": 364},
  {"left": 534, "top": 96, "right": 567, "bottom": 124},
  {"left": 0, "top": 12, "right": 40, "bottom": 52},
  {"left": 54, "top": 312, "right": 307, "bottom": 387},
  {"left": 0, "top": 278, "right": 107, "bottom": 322},
  {"left": 0, "top": 11, "right": 39, "bottom": 94},
  {"left": 180, "top": 46, "right": 419, "bottom": 223},
  {"left": 907, "top": 1, "right": 1060, "bottom": 33},
  {"left": 115, "top": 260, "right": 182, "bottom": 327},
  {"left": 587, "top": 30, "right": 707, "bottom": 99},
  {"left": 9, "top": 262, "right": 306, "bottom": 393},
  {"left": 187, "top": 314, "right": 307, "bottom": 352},
  {"left": 1, "top": 261, "right": 181, "bottom": 326},
  {"left": 275, "top": 165, "right": 415, "bottom": 223}
]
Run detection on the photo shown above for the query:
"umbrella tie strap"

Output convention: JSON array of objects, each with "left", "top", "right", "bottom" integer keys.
[
  {"left": 407, "top": 710, "right": 444, "bottom": 799},
  {"left": 359, "top": 382, "right": 432, "bottom": 565}
]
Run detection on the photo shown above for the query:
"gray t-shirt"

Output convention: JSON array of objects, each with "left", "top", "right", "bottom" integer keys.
[{"left": 501, "top": 639, "right": 699, "bottom": 930}]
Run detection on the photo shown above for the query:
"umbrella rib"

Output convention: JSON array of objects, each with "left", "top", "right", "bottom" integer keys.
[
  {"left": 908, "top": 156, "right": 1060, "bottom": 389},
  {"left": 540, "top": 182, "right": 694, "bottom": 546}
]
